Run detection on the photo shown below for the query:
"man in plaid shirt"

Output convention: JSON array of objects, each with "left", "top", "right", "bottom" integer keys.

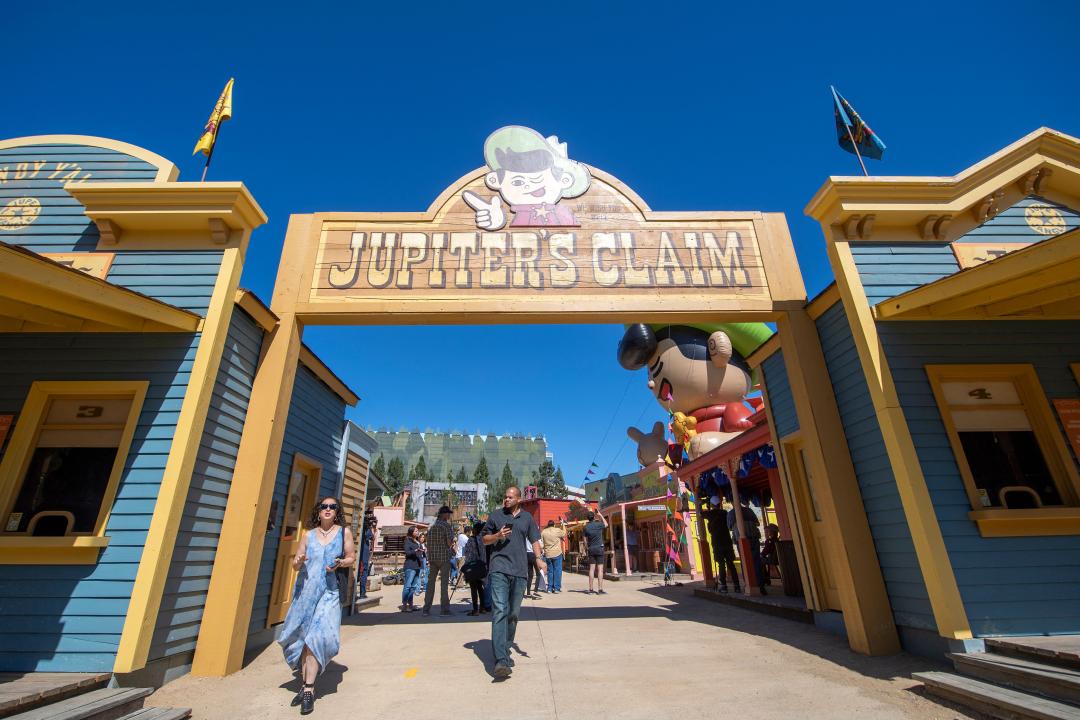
[{"left": 422, "top": 505, "right": 456, "bottom": 616}]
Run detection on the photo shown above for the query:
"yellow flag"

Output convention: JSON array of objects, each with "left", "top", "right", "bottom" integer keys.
[{"left": 193, "top": 78, "right": 234, "bottom": 156}]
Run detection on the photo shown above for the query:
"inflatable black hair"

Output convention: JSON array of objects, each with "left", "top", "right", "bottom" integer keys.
[{"left": 617, "top": 323, "right": 657, "bottom": 370}]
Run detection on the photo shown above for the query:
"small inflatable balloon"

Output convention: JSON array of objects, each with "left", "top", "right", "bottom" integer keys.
[{"left": 626, "top": 421, "right": 668, "bottom": 467}]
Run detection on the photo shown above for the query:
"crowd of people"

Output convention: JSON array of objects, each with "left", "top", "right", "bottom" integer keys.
[
  {"left": 274, "top": 486, "right": 684, "bottom": 712},
  {"left": 701, "top": 494, "right": 779, "bottom": 594}
]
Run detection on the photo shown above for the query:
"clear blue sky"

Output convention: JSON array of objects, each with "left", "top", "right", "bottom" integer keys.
[{"left": 6, "top": 2, "right": 1078, "bottom": 485}]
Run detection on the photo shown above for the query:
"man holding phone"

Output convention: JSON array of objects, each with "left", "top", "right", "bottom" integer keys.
[{"left": 482, "top": 485, "right": 544, "bottom": 679}]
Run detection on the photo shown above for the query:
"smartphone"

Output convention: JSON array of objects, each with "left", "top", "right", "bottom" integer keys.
[{"left": 502, "top": 523, "right": 513, "bottom": 531}]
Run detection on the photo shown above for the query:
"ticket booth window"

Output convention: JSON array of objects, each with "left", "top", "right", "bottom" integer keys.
[
  {"left": 0, "top": 382, "right": 146, "bottom": 539},
  {"left": 927, "top": 365, "right": 1077, "bottom": 510}
]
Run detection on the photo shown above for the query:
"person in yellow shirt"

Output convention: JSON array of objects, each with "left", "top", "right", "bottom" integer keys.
[{"left": 540, "top": 519, "right": 567, "bottom": 593}]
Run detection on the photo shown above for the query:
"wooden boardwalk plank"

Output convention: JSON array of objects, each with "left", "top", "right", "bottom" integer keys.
[{"left": 0, "top": 674, "right": 110, "bottom": 718}]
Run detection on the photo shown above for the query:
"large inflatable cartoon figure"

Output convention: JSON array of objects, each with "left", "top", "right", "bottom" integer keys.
[{"left": 619, "top": 323, "right": 772, "bottom": 461}]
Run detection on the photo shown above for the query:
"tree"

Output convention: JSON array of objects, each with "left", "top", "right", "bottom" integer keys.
[
  {"left": 499, "top": 460, "right": 517, "bottom": 495},
  {"left": 409, "top": 455, "right": 431, "bottom": 484},
  {"left": 531, "top": 459, "right": 565, "bottom": 499},
  {"left": 372, "top": 454, "right": 386, "bottom": 482},
  {"left": 447, "top": 469, "right": 455, "bottom": 484},
  {"left": 552, "top": 466, "right": 568, "bottom": 499},
  {"left": 473, "top": 455, "right": 490, "bottom": 487},
  {"left": 455, "top": 466, "right": 467, "bottom": 485},
  {"left": 386, "top": 457, "right": 406, "bottom": 495}
]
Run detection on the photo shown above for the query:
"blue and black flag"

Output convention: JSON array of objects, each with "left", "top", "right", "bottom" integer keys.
[{"left": 832, "top": 86, "right": 886, "bottom": 160}]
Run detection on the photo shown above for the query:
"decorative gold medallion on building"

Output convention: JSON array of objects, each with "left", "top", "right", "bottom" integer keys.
[
  {"left": 1024, "top": 203, "right": 1066, "bottom": 235},
  {"left": 0, "top": 197, "right": 41, "bottom": 230}
]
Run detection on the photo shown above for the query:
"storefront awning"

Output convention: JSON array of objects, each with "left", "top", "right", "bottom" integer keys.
[
  {"left": 0, "top": 243, "right": 202, "bottom": 333},
  {"left": 875, "top": 229, "right": 1080, "bottom": 321}
]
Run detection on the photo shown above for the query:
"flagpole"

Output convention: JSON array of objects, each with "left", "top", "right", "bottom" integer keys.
[
  {"left": 842, "top": 120, "right": 869, "bottom": 177},
  {"left": 200, "top": 123, "right": 222, "bottom": 182}
]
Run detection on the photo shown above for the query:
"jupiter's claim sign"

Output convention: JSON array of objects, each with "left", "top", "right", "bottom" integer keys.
[
  {"left": 320, "top": 227, "right": 755, "bottom": 292},
  {"left": 308, "top": 126, "right": 771, "bottom": 308}
]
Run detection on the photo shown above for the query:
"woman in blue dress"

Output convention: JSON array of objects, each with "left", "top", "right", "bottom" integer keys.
[{"left": 278, "top": 496, "right": 355, "bottom": 715}]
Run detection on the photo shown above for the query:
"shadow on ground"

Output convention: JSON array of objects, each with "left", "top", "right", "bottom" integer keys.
[
  {"left": 344, "top": 583, "right": 951, "bottom": 684},
  {"left": 277, "top": 661, "right": 349, "bottom": 698}
]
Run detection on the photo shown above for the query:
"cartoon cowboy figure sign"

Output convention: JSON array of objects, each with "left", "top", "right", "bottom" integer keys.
[{"left": 463, "top": 125, "right": 591, "bottom": 230}]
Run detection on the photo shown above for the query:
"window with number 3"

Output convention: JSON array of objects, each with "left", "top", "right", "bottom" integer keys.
[
  {"left": 926, "top": 365, "right": 1079, "bottom": 511},
  {"left": 0, "top": 381, "right": 147, "bottom": 538}
]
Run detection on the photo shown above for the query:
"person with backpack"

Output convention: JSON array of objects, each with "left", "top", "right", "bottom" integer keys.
[{"left": 461, "top": 522, "right": 490, "bottom": 616}]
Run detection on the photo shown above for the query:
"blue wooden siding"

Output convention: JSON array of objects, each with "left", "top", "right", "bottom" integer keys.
[
  {"left": 849, "top": 196, "right": 1080, "bottom": 306},
  {"left": 0, "top": 332, "right": 199, "bottom": 672},
  {"left": 0, "top": 143, "right": 221, "bottom": 316},
  {"left": 849, "top": 243, "right": 959, "bottom": 305},
  {"left": 249, "top": 366, "right": 346, "bottom": 639},
  {"left": 954, "top": 195, "right": 1080, "bottom": 242},
  {"left": 878, "top": 319, "right": 1080, "bottom": 636},
  {"left": 148, "top": 308, "right": 263, "bottom": 662},
  {"left": 815, "top": 303, "right": 935, "bottom": 631},
  {"left": 761, "top": 351, "right": 799, "bottom": 438}
]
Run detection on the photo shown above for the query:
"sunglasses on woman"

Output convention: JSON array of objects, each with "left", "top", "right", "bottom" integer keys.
[{"left": 319, "top": 503, "right": 338, "bottom": 511}]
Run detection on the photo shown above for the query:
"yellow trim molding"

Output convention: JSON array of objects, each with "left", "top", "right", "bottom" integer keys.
[
  {"left": 746, "top": 334, "right": 780, "bottom": 369},
  {"left": 235, "top": 289, "right": 278, "bottom": 333},
  {"left": 0, "top": 380, "right": 148, "bottom": 565},
  {"left": 807, "top": 283, "right": 841, "bottom": 320},
  {"left": 876, "top": 230, "right": 1080, "bottom": 321},
  {"left": 233, "top": 289, "right": 358, "bottom": 405},
  {"left": 193, "top": 216, "right": 311, "bottom": 677},
  {"left": 0, "top": 536, "right": 111, "bottom": 564},
  {"left": 0, "top": 135, "right": 179, "bottom": 182},
  {"left": 826, "top": 238, "right": 973, "bottom": 641},
  {"left": 298, "top": 346, "right": 359, "bottom": 406},
  {"left": 969, "top": 508, "right": 1080, "bottom": 537},
  {"left": 0, "top": 244, "right": 201, "bottom": 333},
  {"left": 805, "top": 127, "right": 1080, "bottom": 233},
  {"left": 776, "top": 309, "right": 900, "bottom": 654},
  {"left": 66, "top": 182, "right": 268, "bottom": 251},
  {"left": 925, "top": 363, "right": 1080, "bottom": 509},
  {"left": 113, "top": 244, "right": 251, "bottom": 674}
]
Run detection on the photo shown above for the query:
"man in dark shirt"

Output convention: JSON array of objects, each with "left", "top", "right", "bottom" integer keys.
[
  {"left": 703, "top": 496, "right": 739, "bottom": 593},
  {"left": 482, "top": 485, "right": 544, "bottom": 679},
  {"left": 583, "top": 511, "right": 608, "bottom": 594}
]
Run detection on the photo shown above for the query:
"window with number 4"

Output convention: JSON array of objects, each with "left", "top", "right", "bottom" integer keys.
[{"left": 927, "top": 365, "right": 1079, "bottom": 510}]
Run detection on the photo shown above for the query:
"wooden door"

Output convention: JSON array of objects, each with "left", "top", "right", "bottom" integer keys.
[
  {"left": 267, "top": 458, "right": 321, "bottom": 625},
  {"left": 787, "top": 444, "right": 842, "bottom": 610}
]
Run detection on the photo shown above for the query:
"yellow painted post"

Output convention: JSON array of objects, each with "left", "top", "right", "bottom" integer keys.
[
  {"left": 828, "top": 239, "right": 973, "bottom": 641},
  {"left": 113, "top": 238, "right": 248, "bottom": 674},
  {"left": 192, "top": 215, "right": 314, "bottom": 676},
  {"left": 776, "top": 309, "right": 901, "bottom": 654}
]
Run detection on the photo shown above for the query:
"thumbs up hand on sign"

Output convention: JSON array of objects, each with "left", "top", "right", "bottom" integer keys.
[{"left": 463, "top": 191, "right": 507, "bottom": 230}]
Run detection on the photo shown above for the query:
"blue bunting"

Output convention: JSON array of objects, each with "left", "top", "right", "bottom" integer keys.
[
  {"left": 758, "top": 444, "right": 777, "bottom": 469},
  {"left": 737, "top": 452, "right": 755, "bottom": 478}
]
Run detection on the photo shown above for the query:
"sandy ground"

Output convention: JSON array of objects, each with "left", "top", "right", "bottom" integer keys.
[{"left": 150, "top": 573, "right": 975, "bottom": 720}]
